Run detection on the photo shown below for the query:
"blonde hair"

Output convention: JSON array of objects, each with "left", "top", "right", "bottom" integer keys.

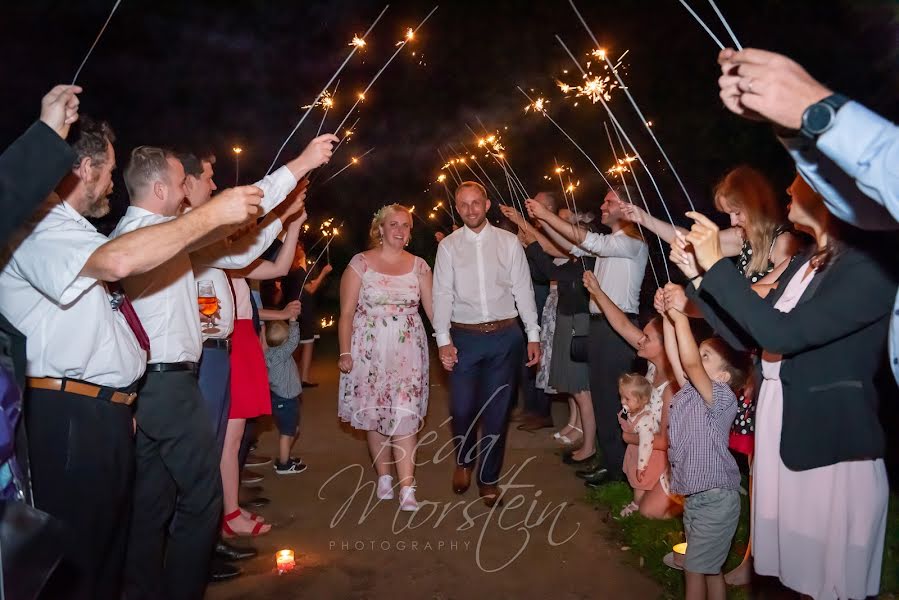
[
  {"left": 618, "top": 373, "right": 652, "bottom": 406},
  {"left": 265, "top": 320, "right": 290, "bottom": 348},
  {"left": 455, "top": 181, "right": 488, "bottom": 200},
  {"left": 713, "top": 166, "right": 782, "bottom": 277},
  {"left": 368, "top": 204, "right": 412, "bottom": 249}
]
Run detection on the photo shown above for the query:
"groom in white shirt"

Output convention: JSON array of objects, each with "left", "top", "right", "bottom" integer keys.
[{"left": 432, "top": 181, "right": 540, "bottom": 507}]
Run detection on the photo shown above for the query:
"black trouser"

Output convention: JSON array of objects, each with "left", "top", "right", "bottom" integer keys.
[
  {"left": 124, "top": 371, "right": 222, "bottom": 600},
  {"left": 26, "top": 387, "right": 133, "bottom": 600},
  {"left": 587, "top": 315, "right": 637, "bottom": 475},
  {"left": 521, "top": 358, "right": 551, "bottom": 419}
]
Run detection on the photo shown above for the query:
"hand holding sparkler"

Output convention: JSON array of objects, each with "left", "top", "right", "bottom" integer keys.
[
  {"left": 206, "top": 185, "right": 265, "bottom": 225},
  {"left": 663, "top": 283, "right": 690, "bottom": 315},
  {"left": 618, "top": 201, "right": 647, "bottom": 226},
  {"left": 582, "top": 271, "right": 601, "bottom": 298},
  {"left": 524, "top": 198, "right": 549, "bottom": 221},
  {"left": 40, "top": 85, "right": 82, "bottom": 139},
  {"left": 290, "top": 134, "right": 340, "bottom": 178},
  {"left": 684, "top": 212, "right": 724, "bottom": 271},
  {"left": 498, "top": 204, "right": 526, "bottom": 227},
  {"left": 670, "top": 232, "right": 701, "bottom": 280},
  {"left": 275, "top": 179, "right": 309, "bottom": 223},
  {"left": 517, "top": 226, "right": 537, "bottom": 247},
  {"left": 717, "top": 48, "right": 832, "bottom": 130},
  {"left": 282, "top": 300, "right": 302, "bottom": 320}
]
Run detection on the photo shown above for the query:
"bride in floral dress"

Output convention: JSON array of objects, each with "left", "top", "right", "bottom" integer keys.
[{"left": 338, "top": 204, "right": 434, "bottom": 511}]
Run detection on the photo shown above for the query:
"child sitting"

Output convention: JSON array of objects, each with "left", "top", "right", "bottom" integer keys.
[
  {"left": 657, "top": 286, "right": 751, "bottom": 600},
  {"left": 264, "top": 317, "right": 306, "bottom": 475},
  {"left": 617, "top": 373, "right": 667, "bottom": 517}
]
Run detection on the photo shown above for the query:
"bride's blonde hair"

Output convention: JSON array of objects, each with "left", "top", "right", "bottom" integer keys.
[{"left": 369, "top": 204, "right": 412, "bottom": 248}]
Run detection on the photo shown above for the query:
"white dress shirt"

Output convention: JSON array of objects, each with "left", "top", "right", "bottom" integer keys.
[
  {"left": 111, "top": 166, "right": 297, "bottom": 362},
  {"left": 0, "top": 199, "right": 145, "bottom": 387},
  {"left": 570, "top": 230, "right": 647, "bottom": 315},
  {"left": 432, "top": 222, "right": 539, "bottom": 347}
]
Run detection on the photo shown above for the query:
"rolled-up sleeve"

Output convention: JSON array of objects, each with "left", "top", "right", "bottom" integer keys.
[{"left": 571, "top": 231, "right": 644, "bottom": 258}]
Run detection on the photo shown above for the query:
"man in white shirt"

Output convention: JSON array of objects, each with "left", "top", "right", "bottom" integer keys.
[
  {"left": 111, "top": 135, "right": 335, "bottom": 600},
  {"left": 0, "top": 118, "right": 263, "bottom": 600},
  {"left": 181, "top": 151, "right": 307, "bottom": 577},
  {"left": 526, "top": 187, "right": 648, "bottom": 486},
  {"left": 433, "top": 181, "right": 541, "bottom": 507}
]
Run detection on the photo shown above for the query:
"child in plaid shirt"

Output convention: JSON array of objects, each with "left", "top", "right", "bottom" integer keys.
[{"left": 657, "top": 286, "right": 751, "bottom": 600}]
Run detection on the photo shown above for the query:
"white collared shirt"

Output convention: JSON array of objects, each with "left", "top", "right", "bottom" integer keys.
[
  {"left": 570, "top": 230, "right": 647, "bottom": 315},
  {"left": 112, "top": 166, "right": 297, "bottom": 360},
  {"left": 0, "top": 199, "right": 146, "bottom": 387},
  {"left": 432, "top": 222, "right": 539, "bottom": 347}
]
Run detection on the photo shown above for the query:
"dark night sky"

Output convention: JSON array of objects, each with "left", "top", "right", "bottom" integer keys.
[{"left": 1, "top": 0, "right": 896, "bottom": 265}]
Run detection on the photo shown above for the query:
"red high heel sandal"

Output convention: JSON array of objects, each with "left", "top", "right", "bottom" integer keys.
[{"left": 222, "top": 509, "right": 269, "bottom": 538}]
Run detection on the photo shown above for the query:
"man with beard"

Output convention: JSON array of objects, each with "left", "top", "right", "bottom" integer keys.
[
  {"left": 0, "top": 117, "right": 265, "bottom": 600},
  {"left": 432, "top": 181, "right": 541, "bottom": 507}
]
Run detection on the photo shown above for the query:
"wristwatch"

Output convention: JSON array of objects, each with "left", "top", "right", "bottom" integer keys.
[{"left": 800, "top": 93, "right": 850, "bottom": 140}]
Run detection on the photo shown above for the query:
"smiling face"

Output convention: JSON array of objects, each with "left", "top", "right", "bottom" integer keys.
[
  {"left": 455, "top": 184, "right": 490, "bottom": 231},
  {"left": 599, "top": 190, "right": 624, "bottom": 226},
  {"left": 379, "top": 208, "right": 413, "bottom": 249},
  {"left": 636, "top": 318, "right": 664, "bottom": 362},
  {"left": 716, "top": 193, "right": 748, "bottom": 234}
]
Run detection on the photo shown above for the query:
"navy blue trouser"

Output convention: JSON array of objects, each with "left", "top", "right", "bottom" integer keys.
[
  {"left": 449, "top": 325, "right": 524, "bottom": 486},
  {"left": 197, "top": 345, "right": 231, "bottom": 458}
]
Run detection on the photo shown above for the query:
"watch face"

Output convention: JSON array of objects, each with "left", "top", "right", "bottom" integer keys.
[{"left": 804, "top": 103, "right": 834, "bottom": 134}]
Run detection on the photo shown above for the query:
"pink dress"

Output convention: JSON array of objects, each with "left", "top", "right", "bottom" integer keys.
[
  {"left": 619, "top": 406, "right": 667, "bottom": 492},
  {"left": 752, "top": 260, "right": 888, "bottom": 599},
  {"left": 338, "top": 253, "right": 430, "bottom": 436}
]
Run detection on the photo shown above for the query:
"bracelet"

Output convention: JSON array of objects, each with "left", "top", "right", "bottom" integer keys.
[
  {"left": 689, "top": 273, "right": 702, "bottom": 282},
  {"left": 338, "top": 352, "right": 351, "bottom": 357}
]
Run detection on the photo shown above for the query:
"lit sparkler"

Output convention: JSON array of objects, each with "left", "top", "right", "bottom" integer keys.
[
  {"left": 267, "top": 5, "right": 388, "bottom": 174},
  {"left": 320, "top": 147, "right": 375, "bottom": 184}
]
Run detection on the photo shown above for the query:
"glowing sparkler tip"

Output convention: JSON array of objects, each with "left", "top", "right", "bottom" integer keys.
[
  {"left": 592, "top": 48, "right": 607, "bottom": 60},
  {"left": 351, "top": 35, "right": 366, "bottom": 48},
  {"left": 357, "top": 92, "right": 366, "bottom": 101},
  {"left": 406, "top": 27, "right": 414, "bottom": 40},
  {"left": 437, "top": 174, "right": 446, "bottom": 183},
  {"left": 351, "top": 157, "right": 359, "bottom": 164}
]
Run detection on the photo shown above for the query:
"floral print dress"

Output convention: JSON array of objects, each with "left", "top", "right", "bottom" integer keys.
[{"left": 338, "top": 253, "right": 430, "bottom": 436}]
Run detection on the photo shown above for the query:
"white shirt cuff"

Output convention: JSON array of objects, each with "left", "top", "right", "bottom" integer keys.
[{"left": 435, "top": 332, "right": 452, "bottom": 347}]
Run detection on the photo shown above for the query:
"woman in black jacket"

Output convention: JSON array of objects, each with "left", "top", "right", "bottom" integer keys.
[{"left": 669, "top": 174, "right": 896, "bottom": 599}]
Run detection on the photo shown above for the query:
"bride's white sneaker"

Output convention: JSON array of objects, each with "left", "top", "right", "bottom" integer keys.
[
  {"left": 399, "top": 486, "right": 419, "bottom": 512},
  {"left": 377, "top": 475, "right": 394, "bottom": 500}
]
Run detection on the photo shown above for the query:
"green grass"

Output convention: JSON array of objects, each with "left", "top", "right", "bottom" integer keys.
[{"left": 585, "top": 482, "right": 899, "bottom": 599}]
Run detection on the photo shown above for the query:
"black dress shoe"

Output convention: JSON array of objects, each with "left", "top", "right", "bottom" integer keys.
[
  {"left": 209, "top": 559, "right": 241, "bottom": 583},
  {"left": 240, "top": 496, "right": 271, "bottom": 509},
  {"left": 575, "top": 466, "right": 604, "bottom": 479},
  {"left": 562, "top": 452, "right": 597, "bottom": 466},
  {"left": 583, "top": 468, "right": 625, "bottom": 488},
  {"left": 216, "top": 540, "right": 258, "bottom": 561}
]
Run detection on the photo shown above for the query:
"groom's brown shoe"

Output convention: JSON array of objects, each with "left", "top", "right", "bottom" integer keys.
[
  {"left": 452, "top": 466, "right": 472, "bottom": 495},
  {"left": 479, "top": 484, "right": 504, "bottom": 508}
]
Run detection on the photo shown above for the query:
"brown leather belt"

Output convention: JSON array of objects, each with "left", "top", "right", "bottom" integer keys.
[
  {"left": 26, "top": 377, "right": 137, "bottom": 406},
  {"left": 451, "top": 317, "right": 518, "bottom": 334}
]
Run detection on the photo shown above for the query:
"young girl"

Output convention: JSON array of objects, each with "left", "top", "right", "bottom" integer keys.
[
  {"left": 617, "top": 373, "right": 667, "bottom": 517},
  {"left": 657, "top": 285, "right": 751, "bottom": 600}
]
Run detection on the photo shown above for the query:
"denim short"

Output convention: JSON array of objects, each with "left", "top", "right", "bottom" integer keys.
[
  {"left": 683, "top": 487, "right": 741, "bottom": 574},
  {"left": 271, "top": 393, "right": 301, "bottom": 436}
]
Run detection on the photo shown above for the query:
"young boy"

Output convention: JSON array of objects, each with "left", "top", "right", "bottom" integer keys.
[
  {"left": 264, "top": 317, "right": 306, "bottom": 474},
  {"left": 657, "top": 286, "right": 750, "bottom": 600}
]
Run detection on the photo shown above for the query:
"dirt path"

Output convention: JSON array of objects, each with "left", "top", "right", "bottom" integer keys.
[{"left": 207, "top": 345, "right": 661, "bottom": 599}]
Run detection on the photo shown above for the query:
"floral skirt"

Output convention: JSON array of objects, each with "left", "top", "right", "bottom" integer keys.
[{"left": 338, "top": 312, "right": 429, "bottom": 436}]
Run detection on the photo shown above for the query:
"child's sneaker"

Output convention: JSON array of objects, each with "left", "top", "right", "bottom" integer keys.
[
  {"left": 274, "top": 458, "right": 307, "bottom": 475},
  {"left": 399, "top": 486, "right": 419, "bottom": 512}
]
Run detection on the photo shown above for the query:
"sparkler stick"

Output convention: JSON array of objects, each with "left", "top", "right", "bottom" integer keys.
[
  {"left": 603, "top": 123, "right": 666, "bottom": 286},
  {"left": 553, "top": 159, "right": 588, "bottom": 271},
  {"left": 331, "top": 117, "right": 360, "bottom": 155},
  {"left": 299, "top": 234, "right": 338, "bottom": 297},
  {"left": 676, "top": 0, "right": 725, "bottom": 49},
  {"left": 458, "top": 141, "right": 507, "bottom": 207},
  {"left": 267, "top": 5, "right": 389, "bottom": 175},
  {"left": 463, "top": 125, "right": 509, "bottom": 205},
  {"left": 445, "top": 153, "right": 466, "bottom": 185},
  {"left": 71, "top": 0, "right": 123, "bottom": 85},
  {"left": 567, "top": 0, "right": 696, "bottom": 211},
  {"left": 708, "top": 0, "right": 743, "bottom": 50},
  {"left": 517, "top": 86, "right": 614, "bottom": 192},
  {"left": 331, "top": 6, "right": 439, "bottom": 136},
  {"left": 445, "top": 146, "right": 496, "bottom": 207},
  {"left": 320, "top": 147, "right": 375, "bottom": 184},
  {"left": 315, "top": 80, "right": 339, "bottom": 137},
  {"left": 436, "top": 149, "right": 461, "bottom": 185},
  {"left": 555, "top": 36, "right": 678, "bottom": 229}
]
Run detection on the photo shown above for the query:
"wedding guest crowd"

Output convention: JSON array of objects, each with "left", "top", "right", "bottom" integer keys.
[{"left": 1, "top": 40, "right": 896, "bottom": 600}]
